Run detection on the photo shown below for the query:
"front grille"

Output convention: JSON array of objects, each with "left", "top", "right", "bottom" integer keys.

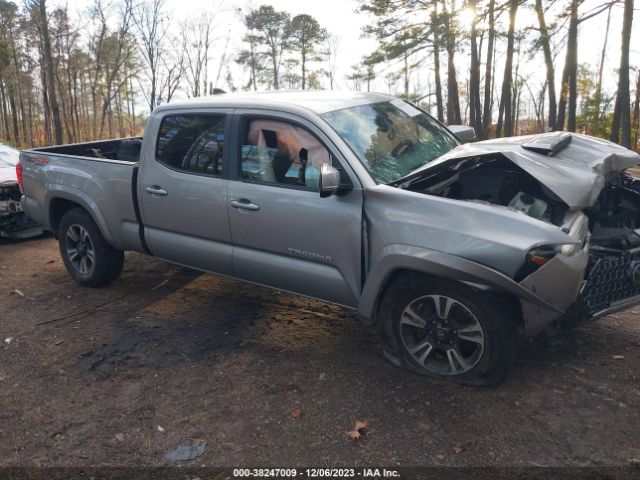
[{"left": 580, "top": 251, "right": 640, "bottom": 312}]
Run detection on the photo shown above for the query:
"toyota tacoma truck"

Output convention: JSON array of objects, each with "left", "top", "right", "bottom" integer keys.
[{"left": 18, "top": 91, "right": 640, "bottom": 385}]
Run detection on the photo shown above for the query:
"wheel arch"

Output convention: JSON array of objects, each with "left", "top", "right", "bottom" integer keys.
[
  {"left": 48, "top": 187, "right": 115, "bottom": 245},
  {"left": 358, "top": 244, "right": 557, "bottom": 329}
]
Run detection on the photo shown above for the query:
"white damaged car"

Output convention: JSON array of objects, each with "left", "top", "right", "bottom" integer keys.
[{"left": 0, "top": 144, "right": 42, "bottom": 239}]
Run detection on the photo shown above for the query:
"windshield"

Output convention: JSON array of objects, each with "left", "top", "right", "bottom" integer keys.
[{"left": 321, "top": 99, "right": 459, "bottom": 184}]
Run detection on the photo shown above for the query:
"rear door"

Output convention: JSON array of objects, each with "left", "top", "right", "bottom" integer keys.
[
  {"left": 227, "top": 110, "right": 363, "bottom": 307},
  {"left": 138, "top": 109, "right": 233, "bottom": 275}
]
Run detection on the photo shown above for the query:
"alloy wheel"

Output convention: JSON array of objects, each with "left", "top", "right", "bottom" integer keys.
[
  {"left": 65, "top": 224, "right": 95, "bottom": 275},
  {"left": 399, "top": 295, "right": 485, "bottom": 375}
]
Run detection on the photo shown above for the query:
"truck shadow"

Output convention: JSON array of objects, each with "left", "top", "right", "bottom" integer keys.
[
  {"left": 74, "top": 263, "right": 638, "bottom": 386},
  {"left": 74, "top": 271, "right": 366, "bottom": 375}
]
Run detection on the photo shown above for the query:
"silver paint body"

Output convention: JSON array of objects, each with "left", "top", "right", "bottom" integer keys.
[{"left": 20, "top": 91, "right": 640, "bottom": 333}]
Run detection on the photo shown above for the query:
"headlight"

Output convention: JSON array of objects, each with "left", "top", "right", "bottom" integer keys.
[{"left": 527, "top": 242, "right": 580, "bottom": 267}]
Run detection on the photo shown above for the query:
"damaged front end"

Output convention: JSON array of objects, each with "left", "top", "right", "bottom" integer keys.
[
  {"left": 566, "top": 173, "right": 640, "bottom": 325},
  {"left": 398, "top": 132, "right": 640, "bottom": 329}
]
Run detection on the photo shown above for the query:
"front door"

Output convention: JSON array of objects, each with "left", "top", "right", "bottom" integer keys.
[
  {"left": 228, "top": 113, "right": 363, "bottom": 307},
  {"left": 139, "top": 110, "right": 233, "bottom": 275}
]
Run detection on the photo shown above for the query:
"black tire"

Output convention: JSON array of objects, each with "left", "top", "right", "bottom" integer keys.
[
  {"left": 58, "top": 208, "right": 124, "bottom": 287},
  {"left": 378, "top": 273, "right": 518, "bottom": 386}
]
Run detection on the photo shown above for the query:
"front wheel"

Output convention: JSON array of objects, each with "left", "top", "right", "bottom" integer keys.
[
  {"left": 378, "top": 275, "right": 518, "bottom": 386},
  {"left": 58, "top": 208, "right": 124, "bottom": 287}
]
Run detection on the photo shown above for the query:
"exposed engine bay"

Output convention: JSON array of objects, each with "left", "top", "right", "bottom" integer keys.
[{"left": 401, "top": 153, "right": 640, "bottom": 315}]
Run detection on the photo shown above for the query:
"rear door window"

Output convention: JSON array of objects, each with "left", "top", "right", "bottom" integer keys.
[{"left": 156, "top": 114, "right": 225, "bottom": 176}]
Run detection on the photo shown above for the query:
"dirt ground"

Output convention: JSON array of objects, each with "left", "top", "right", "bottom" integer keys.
[{"left": 1, "top": 235, "right": 640, "bottom": 468}]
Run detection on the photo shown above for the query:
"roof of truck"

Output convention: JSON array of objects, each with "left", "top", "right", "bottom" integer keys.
[{"left": 154, "top": 90, "right": 395, "bottom": 115}]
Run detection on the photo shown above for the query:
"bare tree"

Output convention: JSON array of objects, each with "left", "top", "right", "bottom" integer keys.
[
  {"left": 98, "top": 0, "right": 134, "bottom": 137},
  {"left": 496, "top": 0, "right": 518, "bottom": 137},
  {"left": 182, "top": 11, "right": 213, "bottom": 97},
  {"left": 468, "top": 0, "right": 482, "bottom": 137},
  {"left": 324, "top": 33, "right": 340, "bottom": 90},
  {"left": 31, "top": 0, "right": 63, "bottom": 144},
  {"left": 610, "top": 0, "right": 634, "bottom": 147},
  {"left": 431, "top": 0, "right": 444, "bottom": 122},
  {"left": 535, "top": 0, "right": 557, "bottom": 131},
  {"left": 594, "top": 3, "right": 612, "bottom": 122},
  {"left": 132, "top": 0, "right": 169, "bottom": 110},
  {"left": 634, "top": 70, "right": 640, "bottom": 150},
  {"left": 481, "top": 0, "right": 496, "bottom": 136},
  {"left": 556, "top": 0, "right": 578, "bottom": 131},
  {"left": 442, "top": 0, "right": 461, "bottom": 124}
]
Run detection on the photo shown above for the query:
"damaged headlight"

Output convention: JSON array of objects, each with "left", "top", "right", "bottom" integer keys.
[
  {"left": 527, "top": 212, "right": 589, "bottom": 267},
  {"left": 527, "top": 213, "right": 589, "bottom": 267},
  {"left": 528, "top": 243, "right": 580, "bottom": 267}
]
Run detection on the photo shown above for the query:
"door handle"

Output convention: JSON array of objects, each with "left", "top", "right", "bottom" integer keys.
[
  {"left": 230, "top": 199, "right": 260, "bottom": 211},
  {"left": 145, "top": 185, "right": 168, "bottom": 196}
]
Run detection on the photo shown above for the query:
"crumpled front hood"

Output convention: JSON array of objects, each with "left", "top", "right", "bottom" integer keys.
[{"left": 426, "top": 132, "right": 640, "bottom": 208}]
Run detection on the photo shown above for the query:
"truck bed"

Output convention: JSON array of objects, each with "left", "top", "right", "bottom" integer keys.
[
  {"left": 31, "top": 137, "right": 143, "bottom": 163},
  {"left": 21, "top": 137, "right": 146, "bottom": 253}
]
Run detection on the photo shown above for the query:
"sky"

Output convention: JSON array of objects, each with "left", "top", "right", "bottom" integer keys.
[{"left": 53, "top": 0, "right": 640, "bottom": 113}]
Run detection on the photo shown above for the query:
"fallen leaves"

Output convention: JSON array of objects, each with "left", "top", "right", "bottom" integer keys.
[
  {"left": 452, "top": 447, "right": 463, "bottom": 455},
  {"left": 346, "top": 420, "right": 368, "bottom": 439},
  {"left": 291, "top": 408, "right": 302, "bottom": 419}
]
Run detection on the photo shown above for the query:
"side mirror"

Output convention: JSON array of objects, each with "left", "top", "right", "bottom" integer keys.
[
  {"left": 319, "top": 163, "right": 341, "bottom": 198},
  {"left": 448, "top": 125, "right": 476, "bottom": 143}
]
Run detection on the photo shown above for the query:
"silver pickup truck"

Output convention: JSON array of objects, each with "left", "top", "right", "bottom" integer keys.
[{"left": 19, "top": 91, "right": 640, "bottom": 385}]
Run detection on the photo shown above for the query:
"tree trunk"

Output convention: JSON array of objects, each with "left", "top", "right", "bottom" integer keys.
[
  {"left": 0, "top": 80, "right": 10, "bottom": 142},
  {"left": 634, "top": 71, "right": 640, "bottom": 150},
  {"left": 496, "top": 0, "right": 517, "bottom": 137},
  {"left": 271, "top": 45, "right": 279, "bottom": 90},
  {"left": 482, "top": 0, "right": 495, "bottom": 137},
  {"left": 610, "top": 0, "right": 634, "bottom": 147},
  {"left": 301, "top": 46, "right": 307, "bottom": 90},
  {"left": 557, "top": 0, "right": 578, "bottom": 132},
  {"left": 431, "top": 0, "right": 444, "bottom": 122},
  {"left": 566, "top": 0, "right": 578, "bottom": 132},
  {"left": 37, "top": 0, "right": 63, "bottom": 144},
  {"left": 468, "top": 0, "right": 482, "bottom": 138},
  {"left": 443, "top": 0, "right": 461, "bottom": 124},
  {"left": 594, "top": 4, "right": 612, "bottom": 121},
  {"left": 8, "top": 89, "right": 19, "bottom": 144},
  {"left": 535, "top": 0, "right": 556, "bottom": 131}
]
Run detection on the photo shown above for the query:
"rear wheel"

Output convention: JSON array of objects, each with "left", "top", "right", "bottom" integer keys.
[
  {"left": 378, "top": 274, "right": 518, "bottom": 386},
  {"left": 58, "top": 208, "right": 124, "bottom": 287}
]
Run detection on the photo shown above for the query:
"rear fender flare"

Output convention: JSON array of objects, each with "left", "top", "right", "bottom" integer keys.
[{"left": 46, "top": 185, "right": 116, "bottom": 245}]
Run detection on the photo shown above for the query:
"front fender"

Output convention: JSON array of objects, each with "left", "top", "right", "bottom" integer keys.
[{"left": 358, "top": 244, "right": 563, "bottom": 325}]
